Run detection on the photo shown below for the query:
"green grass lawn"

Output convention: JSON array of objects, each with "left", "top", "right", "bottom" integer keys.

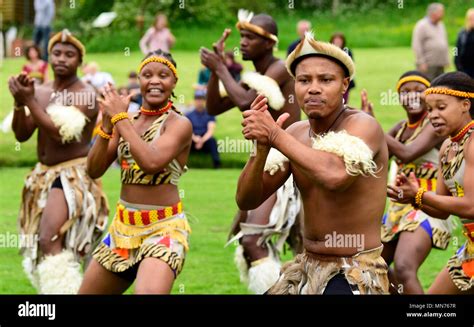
[
  {"left": 0, "top": 167, "right": 250, "bottom": 294},
  {"left": 0, "top": 167, "right": 464, "bottom": 294}
]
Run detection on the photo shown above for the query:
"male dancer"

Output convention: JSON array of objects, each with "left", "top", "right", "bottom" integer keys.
[
  {"left": 237, "top": 32, "right": 389, "bottom": 294},
  {"left": 200, "top": 10, "right": 301, "bottom": 293},
  {"left": 8, "top": 30, "right": 108, "bottom": 293}
]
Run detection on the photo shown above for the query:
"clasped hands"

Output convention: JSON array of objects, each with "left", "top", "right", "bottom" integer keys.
[{"left": 241, "top": 94, "right": 289, "bottom": 147}]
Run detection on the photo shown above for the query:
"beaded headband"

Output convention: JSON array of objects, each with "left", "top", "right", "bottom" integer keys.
[
  {"left": 396, "top": 76, "right": 430, "bottom": 92},
  {"left": 424, "top": 87, "right": 474, "bottom": 98},
  {"left": 138, "top": 56, "right": 178, "bottom": 80}
]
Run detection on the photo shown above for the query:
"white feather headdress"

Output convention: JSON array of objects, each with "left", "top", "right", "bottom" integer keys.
[{"left": 238, "top": 9, "right": 254, "bottom": 23}]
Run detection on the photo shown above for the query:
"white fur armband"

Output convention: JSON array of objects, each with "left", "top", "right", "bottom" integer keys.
[
  {"left": 311, "top": 131, "right": 378, "bottom": 177},
  {"left": 264, "top": 148, "right": 289, "bottom": 175},
  {"left": 46, "top": 104, "right": 89, "bottom": 143},
  {"left": 218, "top": 72, "right": 285, "bottom": 110}
]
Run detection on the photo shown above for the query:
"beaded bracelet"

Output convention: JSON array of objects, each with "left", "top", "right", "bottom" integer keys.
[
  {"left": 414, "top": 187, "right": 427, "bottom": 209},
  {"left": 111, "top": 112, "right": 129, "bottom": 125},
  {"left": 97, "top": 126, "right": 113, "bottom": 140}
]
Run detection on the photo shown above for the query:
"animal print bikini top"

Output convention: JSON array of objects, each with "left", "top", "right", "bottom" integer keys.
[
  {"left": 117, "top": 110, "right": 187, "bottom": 186},
  {"left": 395, "top": 117, "right": 439, "bottom": 190},
  {"left": 441, "top": 128, "right": 473, "bottom": 224}
]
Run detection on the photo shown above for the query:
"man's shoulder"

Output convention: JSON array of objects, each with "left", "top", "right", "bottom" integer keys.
[
  {"left": 289, "top": 39, "right": 300, "bottom": 47},
  {"left": 76, "top": 80, "right": 96, "bottom": 93},
  {"left": 287, "top": 39, "right": 300, "bottom": 52},
  {"left": 458, "top": 28, "right": 468, "bottom": 38},
  {"left": 414, "top": 17, "right": 429, "bottom": 30},
  {"left": 264, "top": 59, "right": 291, "bottom": 84},
  {"left": 285, "top": 120, "right": 309, "bottom": 135},
  {"left": 343, "top": 109, "right": 383, "bottom": 134},
  {"left": 266, "top": 59, "right": 287, "bottom": 76},
  {"left": 344, "top": 109, "right": 378, "bottom": 123}
]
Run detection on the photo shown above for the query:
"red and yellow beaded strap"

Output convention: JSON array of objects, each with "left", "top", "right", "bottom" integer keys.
[
  {"left": 117, "top": 201, "right": 183, "bottom": 226},
  {"left": 417, "top": 177, "right": 436, "bottom": 192},
  {"left": 396, "top": 76, "right": 430, "bottom": 92},
  {"left": 424, "top": 87, "right": 474, "bottom": 99},
  {"left": 138, "top": 56, "right": 178, "bottom": 80},
  {"left": 450, "top": 121, "right": 474, "bottom": 143},
  {"left": 140, "top": 101, "right": 173, "bottom": 116}
]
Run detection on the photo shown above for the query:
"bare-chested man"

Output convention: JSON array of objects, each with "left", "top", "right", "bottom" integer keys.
[
  {"left": 8, "top": 30, "right": 108, "bottom": 294},
  {"left": 200, "top": 9, "right": 301, "bottom": 293},
  {"left": 236, "top": 32, "right": 390, "bottom": 294}
]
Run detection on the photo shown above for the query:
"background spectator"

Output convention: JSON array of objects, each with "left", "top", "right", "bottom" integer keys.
[
  {"left": 139, "top": 13, "right": 176, "bottom": 54},
  {"left": 81, "top": 61, "right": 115, "bottom": 90},
  {"left": 287, "top": 20, "right": 311, "bottom": 56},
  {"left": 185, "top": 90, "right": 221, "bottom": 169},
  {"left": 225, "top": 51, "right": 243, "bottom": 82},
  {"left": 127, "top": 71, "right": 142, "bottom": 106},
  {"left": 455, "top": 8, "right": 474, "bottom": 78},
  {"left": 33, "top": 0, "right": 55, "bottom": 61},
  {"left": 412, "top": 3, "right": 450, "bottom": 80},
  {"left": 194, "top": 65, "right": 211, "bottom": 91},
  {"left": 330, "top": 32, "right": 355, "bottom": 104},
  {"left": 22, "top": 45, "right": 48, "bottom": 85}
]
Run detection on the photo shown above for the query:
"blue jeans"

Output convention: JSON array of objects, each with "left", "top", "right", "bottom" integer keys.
[
  {"left": 33, "top": 25, "right": 51, "bottom": 61},
  {"left": 191, "top": 137, "right": 221, "bottom": 168}
]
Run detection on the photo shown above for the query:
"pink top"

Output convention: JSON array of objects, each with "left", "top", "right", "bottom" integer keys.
[
  {"left": 139, "top": 27, "right": 174, "bottom": 54},
  {"left": 22, "top": 60, "right": 48, "bottom": 83}
]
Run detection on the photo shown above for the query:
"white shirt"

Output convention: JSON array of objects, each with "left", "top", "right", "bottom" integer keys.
[
  {"left": 82, "top": 72, "right": 115, "bottom": 90},
  {"left": 34, "top": 0, "right": 55, "bottom": 27}
]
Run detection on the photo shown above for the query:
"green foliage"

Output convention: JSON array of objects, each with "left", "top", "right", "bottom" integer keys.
[
  {"left": 54, "top": 0, "right": 114, "bottom": 31},
  {"left": 41, "top": 0, "right": 471, "bottom": 53},
  {"left": 48, "top": 0, "right": 470, "bottom": 53}
]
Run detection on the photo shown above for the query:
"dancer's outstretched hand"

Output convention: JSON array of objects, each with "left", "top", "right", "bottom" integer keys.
[
  {"left": 200, "top": 47, "right": 225, "bottom": 72},
  {"left": 213, "top": 28, "right": 231, "bottom": 60},
  {"left": 98, "top": 82, "right": 132, "bottom": 118},
  {"left": 387, "top": 172, "right": 419, "bottom": 204},
  {"left": 360, "top": 89, "right": 374, "bottom": 117}
]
